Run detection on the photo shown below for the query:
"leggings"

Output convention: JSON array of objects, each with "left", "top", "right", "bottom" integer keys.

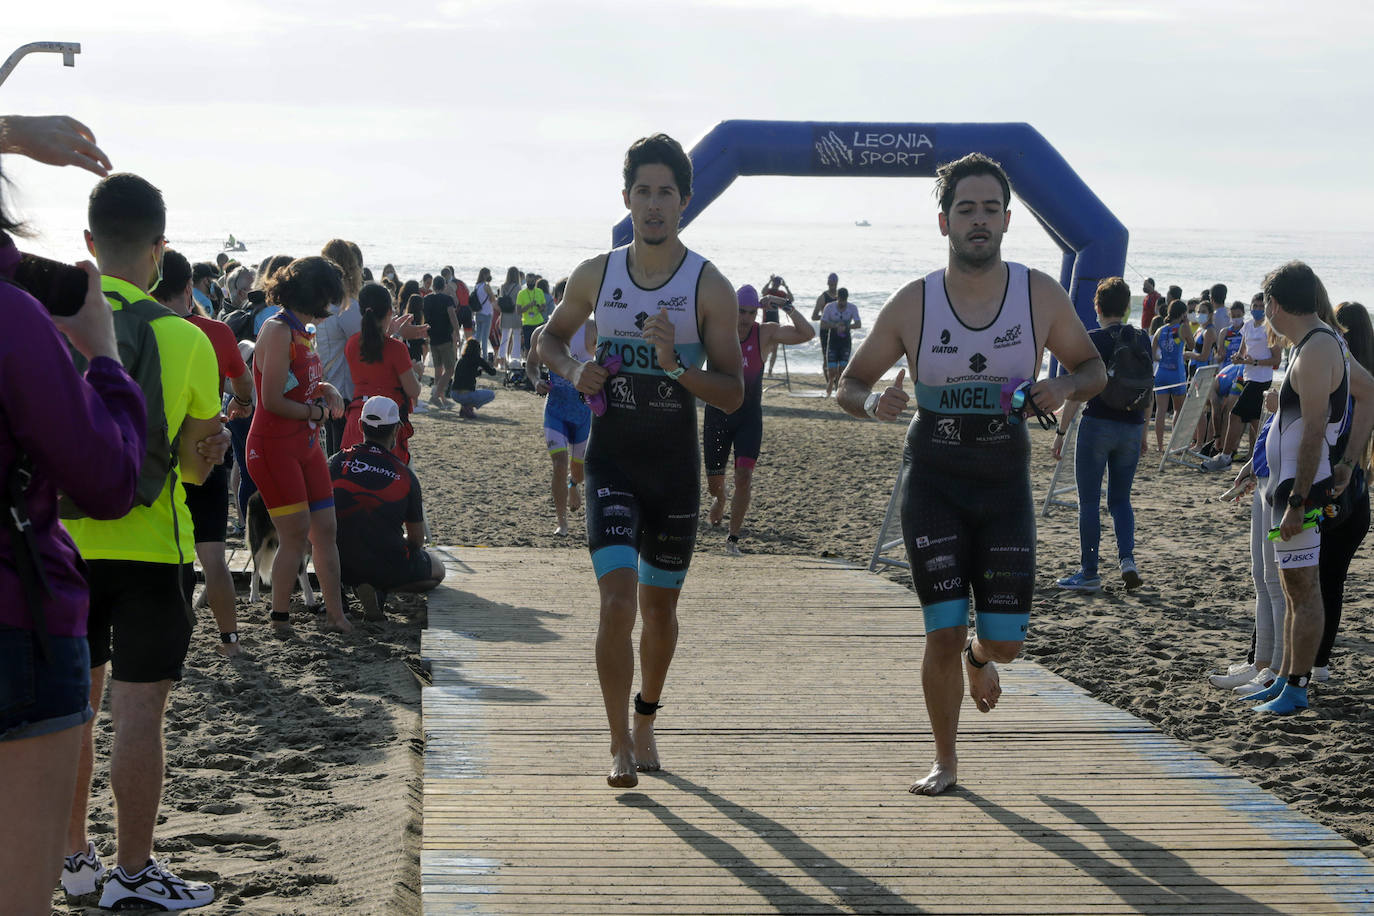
[
  {"left": 499, "top": 326, "right": 522, "bottom": 362},
  {"left": 1316, "top": 490, "right": 1370, "bottom": 667},
  {"left": 1250, "top": 486, "right": 1286, "bottom": 671}
]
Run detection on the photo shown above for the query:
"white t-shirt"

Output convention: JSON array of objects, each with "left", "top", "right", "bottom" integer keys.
[
  {"left": 822, "top": 301, "right": 861, "bottom": 337},
  {"left": 1241, "top": 318, "right": 1274, "bottom": 382}
]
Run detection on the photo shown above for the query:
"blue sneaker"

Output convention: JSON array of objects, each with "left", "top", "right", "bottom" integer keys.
[
  {"left": 1056, "top": 571, "right": 1102, "bottom": 593},
  {"left": 1253, "top": 683, "right": 1308, "bottom": 714}
]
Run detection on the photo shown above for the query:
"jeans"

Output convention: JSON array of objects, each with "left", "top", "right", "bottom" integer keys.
[
  {"left": 1074, "top": 415, "right": 1142, "bottom": 577},
  {"left": 473, "top": 313, "right": 493, "bottom": 361},
  {"left": 227, "top": 415, "right": 256, "bottom": 519},
  {"left": 452, "top": 389, "right": 495, "bottom": 411}
]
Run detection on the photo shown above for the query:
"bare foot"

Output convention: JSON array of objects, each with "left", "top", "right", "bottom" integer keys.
[
  {"left": 216, "top": 641, "right": 244, "bottom": 658},
  {"left": 271, "top": 621, "right": 295, "bottom": 638},
  {"left": 966, "top": 644, "right": 1002, "bottom": 713},
  {"left": 909, "top": 759, "right": 958, "bottom": 795},
  {"left": 608, "top": 741, "right": 638, "bottom": 788},
  {"left": 320, "top": 614, "right": 353, "bottom": 634},
  {"left": 568, "top": 482, "right": 581, "bottom": 511},
  {"left": 708, "top": 497, "right": 724, "bottom": 527},
  {"left": 634, "top": 712, "right": 660, "bottom": 772}
]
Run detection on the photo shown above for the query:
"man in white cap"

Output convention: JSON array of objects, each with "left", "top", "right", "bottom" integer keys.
[{"left": 329, "top": 396, "right": 446, "bottom": 618}]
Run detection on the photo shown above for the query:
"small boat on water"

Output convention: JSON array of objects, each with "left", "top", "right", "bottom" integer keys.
[{"left": 855, "top": 219, "right": 871, "bottom": 227}]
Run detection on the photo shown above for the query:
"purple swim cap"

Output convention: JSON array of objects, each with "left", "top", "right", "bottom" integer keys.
[
  {"left": 737, "top": 284, "right": 761, "bottom": 310},
  {"left": 827, "top": 272, "right": 838, "bottom": 284}
]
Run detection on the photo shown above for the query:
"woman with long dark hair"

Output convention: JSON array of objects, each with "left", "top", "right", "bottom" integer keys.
[
  {"left": 245, "top": 256, "right": 351, "bottom": 634},
  {"left": 342, "top": 282, "right": 421, "bottom": 461},
  {"left": 1314, "top": 301, "right": 1374, "bottom": 680}
]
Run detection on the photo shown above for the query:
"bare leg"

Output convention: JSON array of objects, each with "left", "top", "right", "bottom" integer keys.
[
  {"left": 634, "top": 583, "right": 681, "bottom": 772},
  {"left": 308, "top": 507, "right": 351, "bottom": 633},
  {"left": 1279, "top": 566, "right": 1323, "bottom": 676},
  {"left": 67, "top": 664, "right": 105, "bottom": 855},
  {"left": 569, "top": 458, "right": 584, "bottom": 511},
  {"left": 108, "top": 678, "right": 173, "bottom": 871},
  {"left": 706, "top": 474, "right": 726, "bottom": 526},
  {"left": 195, "top": 541, "right": 241, "bottom": 656},
  {"left": 595, "top": 569, "right": 639, "bottom": 787},
  {"left": 0, "top": 725, "right": 83, "bottom": 916},
  {"left": 551, "top": 451, "right": 569, "bottom": 533},
  {"left": 911, "top": 626, "right": 965, "bottom": 795},
  {"left": 1153, "top": 392, "right": 1169, "bottom": 451},
  {"left": 728, "top": 466, "right": 754, "bottom": 539}
]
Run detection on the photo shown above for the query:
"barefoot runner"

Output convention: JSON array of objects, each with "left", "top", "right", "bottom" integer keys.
[
  {"left": 538, "top": 133, "right": 743, "bottom": 788},
  {"left": 837, "top": 153, "right": 1104, "bottom": 795}
]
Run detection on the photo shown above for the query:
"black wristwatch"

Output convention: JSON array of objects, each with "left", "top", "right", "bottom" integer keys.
[{"left": 1287, "top": 492, "right": 1306, "bottom": 510}]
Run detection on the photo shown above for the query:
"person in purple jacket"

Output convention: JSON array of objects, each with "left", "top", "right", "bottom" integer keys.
[{"left": 0, "top": 118, "right": 147, "bottom": 916}]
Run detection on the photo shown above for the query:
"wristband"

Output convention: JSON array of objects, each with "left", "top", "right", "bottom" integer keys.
[
  {"left": 1339, "top": 455, "right": 1358, "bottom": 469},
  {"left": 232, "top": 394, "right": 252, "bottom": 406},
  {"left": 664, "top": 364, "right": 686, "bottom": 381},
  {"left": 1056, "top": 428, "right": 1067, "bottom": 436},
  {"left": 782, "top": 302, "right": 794, "bottom": 313}
]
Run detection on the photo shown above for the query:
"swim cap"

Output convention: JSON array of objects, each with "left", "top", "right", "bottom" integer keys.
[
  {"left": 737, "top": 284, "right": 761, "bottom": 310},
  {"left": 827, "top": 272, "right": 838, "bottom": 284}
]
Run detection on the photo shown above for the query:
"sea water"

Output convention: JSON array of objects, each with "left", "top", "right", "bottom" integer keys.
[{"left": 21, "top": 208, "right": 1373, "bottom": 377}]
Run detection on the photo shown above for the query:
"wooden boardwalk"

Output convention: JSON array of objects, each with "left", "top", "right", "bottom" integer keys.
[{"left": 420, "top": 548, "right": 1374, "bottom": 915}]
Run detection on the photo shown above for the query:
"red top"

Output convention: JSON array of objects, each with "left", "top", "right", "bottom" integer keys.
[
  {"left": 1140, "top": 290, "right": 1161, "bottom": 330},
  {"left": 346, "top": 334, "right": 413, "bottom": 406},
  {"left": 452, "top": 279, "right": 470, "bottom": 308},
  {"left": 186, "top": 314, "right": 247, "bottom": 394},
  {"left": 249, "top": 312, "right": 323, "bottom": 441}
]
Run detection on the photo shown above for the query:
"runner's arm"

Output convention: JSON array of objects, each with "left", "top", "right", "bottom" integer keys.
[
  {"left": 657, "top": 263, "right": 743, "bottom": 412},
  {"left": 538, "top": 256, "right": 606, "bottom": 396},
  {"left": 178, "top": 414, "right": 224, "bottom": 486},
  {"left": 838, "top": 280, "right": 919, "bottom": 420},
  {"left": 764, "top": 302, "right": 816, "bottom": 347},
  {"left": 812, "top": 293, "right": 827, "bottom": 321}
]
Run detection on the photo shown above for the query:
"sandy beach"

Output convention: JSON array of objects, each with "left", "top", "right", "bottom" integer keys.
[{"left": 54, "top": 369, "right": 1373, "bottom": 913}]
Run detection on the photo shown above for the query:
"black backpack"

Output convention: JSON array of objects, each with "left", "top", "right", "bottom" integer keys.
[
  {"left": 224, "top": 307, "right": 257, "bottom": 342},
  {"left": 1097, "top": 324, "right": 1154, "bottom": 413}
]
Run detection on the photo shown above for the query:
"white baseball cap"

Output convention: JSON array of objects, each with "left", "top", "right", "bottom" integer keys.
[{"left": 360, "top": 395, "right": 400, "bottom": 428}]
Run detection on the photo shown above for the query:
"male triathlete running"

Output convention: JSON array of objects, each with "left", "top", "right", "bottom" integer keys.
[
  {"left": 538, "top": 133, "right": 743, "bottom": 788},
  {"left": 838, "top": 153, "right": 1105, "bottom": 795},
  {"left": 704, "top": 283, "right": 815, "bottom": 554}
]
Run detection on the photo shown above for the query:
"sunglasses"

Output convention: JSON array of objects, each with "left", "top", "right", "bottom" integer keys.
[{"left": 1008, "top": 380, "right": 1058, "bottom": 431}]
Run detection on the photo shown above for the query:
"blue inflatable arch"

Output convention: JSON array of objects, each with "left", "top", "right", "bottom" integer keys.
[{"left": 612, "top": 120, "right": 1128, "bottom": 348}]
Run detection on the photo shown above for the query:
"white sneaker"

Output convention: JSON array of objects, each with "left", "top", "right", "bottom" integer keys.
[
  {"left": 1312, "top": 666, "right": 1331, "bottom": 682},
  {"left": 1233, "top": 667, "right": 1278, "bottom": 695},
  {"left": 553, "top": 524, "right": 568, "bottom": 537},
  {"left": 1200, "top": 453, "right": 1233, "bottom": 472},
  {"left": 60, "top": 841, "right": 106, "bottom": 896},
  {"left": 1209, "top": 663, "right": 1259, "bottom": 689},
  {"left": 412, "top": 400, "right": 429, "bottom": 414},
  {"left": 98, "top": 858, "right": 214, "bottom": 911},
  {"left": 725, "top": 537, "right": 742, "bottom": 557}
]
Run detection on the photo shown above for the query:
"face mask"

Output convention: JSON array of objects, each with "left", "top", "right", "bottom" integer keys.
[
  {"left": 1232, "top": 316, "right": 1244, "bottom": 327},
  {"left": 1252, "top": 309, "right": 1265, "bottom": 321}
]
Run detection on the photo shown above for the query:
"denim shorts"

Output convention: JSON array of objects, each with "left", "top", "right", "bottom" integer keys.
[{"left": 0, "top": 626, "right": 93, "bottom": 743}]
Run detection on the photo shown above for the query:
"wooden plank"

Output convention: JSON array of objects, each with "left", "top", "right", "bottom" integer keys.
[{"left": 421, "top": 548, "right": 1374, "bottom": 915}]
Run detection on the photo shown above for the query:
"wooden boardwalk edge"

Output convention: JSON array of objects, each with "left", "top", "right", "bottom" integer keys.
[{"left": 420, "top": 547, "right": 1374, "bottom": 916}]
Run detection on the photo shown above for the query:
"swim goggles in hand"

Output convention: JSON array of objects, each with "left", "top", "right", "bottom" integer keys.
[
  {"left": 1008, "top": 380, "right": 1058, "bottom": 431},
  {"left": 1266, "top": 505, "right": 1328, "bottom": 541},
  {"left": 584, "top": 342, "right": 623, "bottom": 417}
]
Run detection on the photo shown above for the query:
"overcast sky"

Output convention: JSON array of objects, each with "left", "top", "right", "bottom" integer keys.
[{"left": 5, "top": 0, "right": 1373, "bottom": 237}]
